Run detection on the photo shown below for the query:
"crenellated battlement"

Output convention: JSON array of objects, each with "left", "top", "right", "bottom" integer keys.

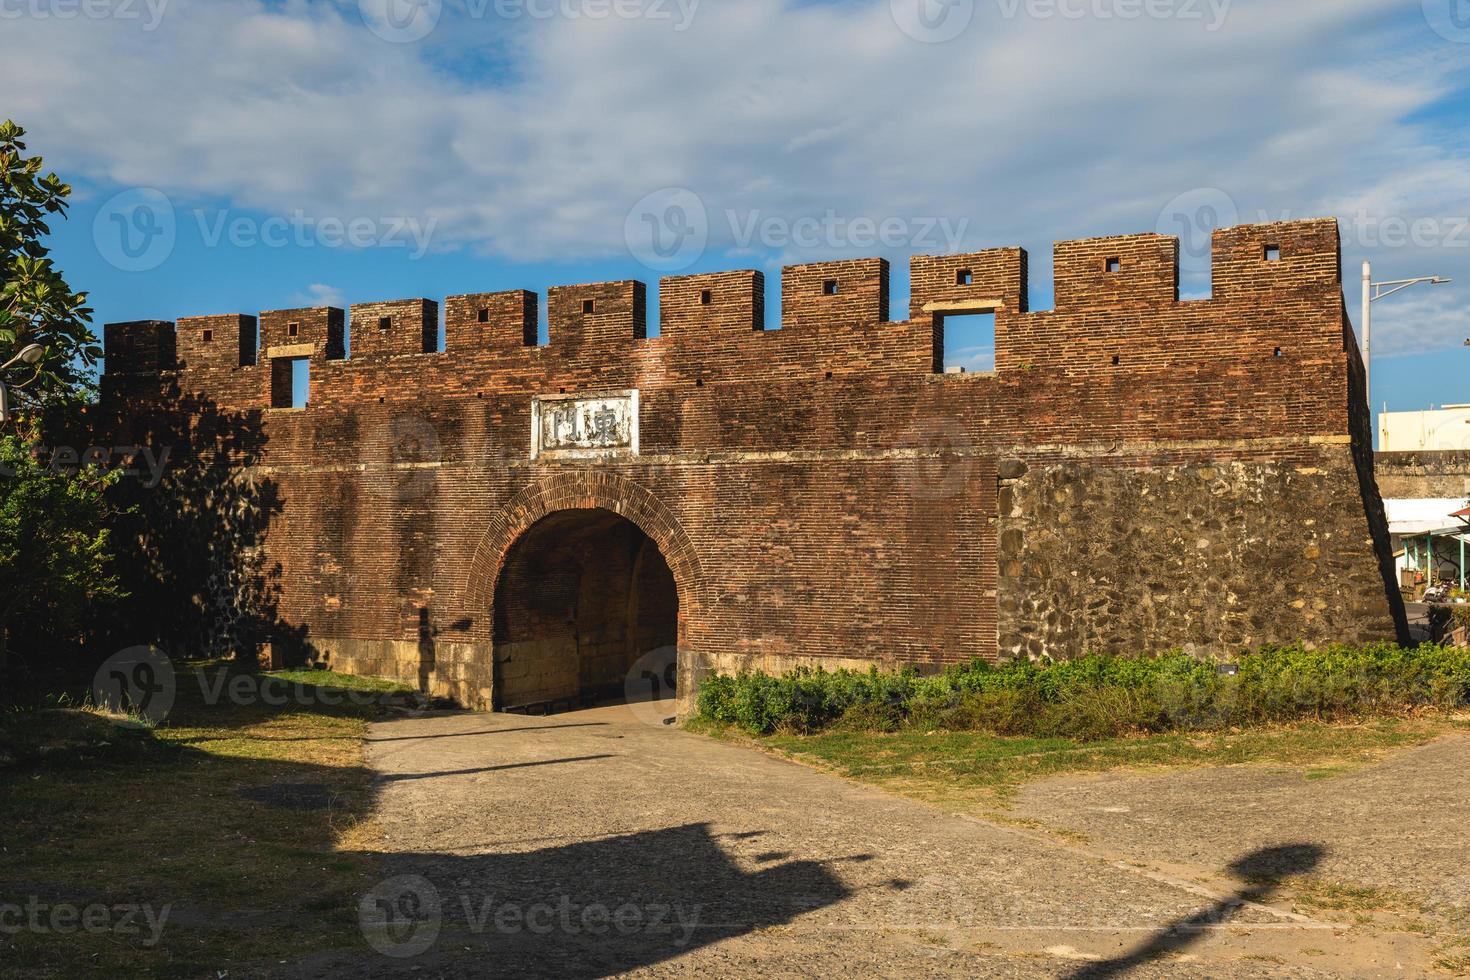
[
  {"left": 548, "top": 280, "right": 648, "bottom": 348},
  {"left": 660, "top": 270, "right": 765, "bottom": 337},
  {"left": 446, "top": 289, "right": 537, "bottom": 351},
  {"left": 104, "top": 218, "right": 1350, "bottom": 401},
  {"left": 350, "top": 299, "right": 437, "bottom": 360}
]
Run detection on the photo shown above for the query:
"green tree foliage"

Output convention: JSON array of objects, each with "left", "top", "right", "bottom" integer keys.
[
  {"left": 0, "top": 122, "right": 119, "bottom": 686},
  {"left": 0, "top": 119, "right": 99, "bottom": 411},
  {"left": 0, "top": 436, "right": 123, "bottom": 671}
]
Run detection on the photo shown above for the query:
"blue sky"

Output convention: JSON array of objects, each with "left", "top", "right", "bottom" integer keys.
[{"left": 8, "top": 0, "right": 1470, "bottom": 413}]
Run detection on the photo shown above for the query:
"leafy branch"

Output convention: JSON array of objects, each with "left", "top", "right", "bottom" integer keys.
[{"left": 0, "top": 119, "right": 100, "bottom": 414}]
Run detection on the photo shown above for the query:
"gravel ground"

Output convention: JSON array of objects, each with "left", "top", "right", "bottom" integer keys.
[
  {"left": 1011, "top": 730, "right": 1470, "bottom": 911},
  {"left": 274, "top": 703, "right": 1458, "bottom": 978}
]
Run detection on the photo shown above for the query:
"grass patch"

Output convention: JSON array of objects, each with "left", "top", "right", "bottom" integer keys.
[
  {"left": 1291, "top": 878, "right": 1399, "bottom": 913},
  {"left": 265, "top": 668, "right": 414, "bottom": 694},
  {"left": 693, "top": 716, "right": 1467, "bottom": 808},
  {"left": 0, "top": 705, "right": 156, "bottom": 770},
  {"left": 0, "top": 664, "right": 391, "bottom": 978}
]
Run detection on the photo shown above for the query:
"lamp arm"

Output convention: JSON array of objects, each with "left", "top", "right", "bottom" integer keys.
[
  {"left": 1371, "top": 276, "right": 1452, "bottom": 303},
  {"left": 1371, "top": 281, "right": 1425, "bottom": 302}
]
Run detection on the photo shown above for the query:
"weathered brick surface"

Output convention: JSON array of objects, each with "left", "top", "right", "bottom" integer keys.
[
  {"left": 659, "top": 270, "right": 764, "bottom": 339},
  {"left": 445, "top": 289, "right": 537, "bottom": 352},
  {"left": 782, "top": 258, "right": 889, "bottom": 328},
  {"left": 350, "top": 299, "right": 438, "bottom": 359},
  {"left": 99, "top": 218, "right": 1406, "bottom": 710},
  {"left": 260, "top": 306, "right": 345, "bottom": 360},
  {"left": 176, "top": 314, "right": 257, "bottom": 374}
]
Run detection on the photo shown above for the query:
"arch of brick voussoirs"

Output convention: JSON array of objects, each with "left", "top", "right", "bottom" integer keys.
[{"left": 464, "top": 470, "right": 708, "bottom": 641}]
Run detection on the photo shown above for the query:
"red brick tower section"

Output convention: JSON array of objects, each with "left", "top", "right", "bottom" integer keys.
[{"left": 99, "top": 218, "right": 1406, "bottom": 712}]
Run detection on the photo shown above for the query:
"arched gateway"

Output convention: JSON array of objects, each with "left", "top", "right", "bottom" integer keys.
[
  {"left": 464, "top": 472, "right": 708, "bottom": 713},
  {"left": 492, "top": 509, "right": 675, "bottom": 711}
]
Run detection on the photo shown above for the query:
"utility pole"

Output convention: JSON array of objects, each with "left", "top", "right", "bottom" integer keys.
[
  {"left": 1362, "top": 262, "right": 1371, "bottom": 394},
  {"left": 1361, "top": 262, "right": 1451, "bottom": 401}
]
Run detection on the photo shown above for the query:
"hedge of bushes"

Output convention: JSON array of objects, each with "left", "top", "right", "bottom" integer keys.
[{"left": 695, "top": 644, "right": 1470, "bottom": 739}]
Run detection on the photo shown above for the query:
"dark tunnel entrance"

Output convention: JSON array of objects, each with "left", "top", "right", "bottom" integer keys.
[{"left": 492, "top": 508, "right": 678, "bottom": 714}]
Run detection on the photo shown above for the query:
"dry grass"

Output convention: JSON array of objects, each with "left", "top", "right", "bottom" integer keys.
[
  {"left": 0, "top": 665, "right": 404, "bottom": 978},
  {"left": 1288, "top": 877, "right": 1470, "bottom": 972}
]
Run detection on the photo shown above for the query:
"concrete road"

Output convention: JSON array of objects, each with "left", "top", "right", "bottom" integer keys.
[{"left": 278, "top": 702, "right": 1458, "bottom": 978}]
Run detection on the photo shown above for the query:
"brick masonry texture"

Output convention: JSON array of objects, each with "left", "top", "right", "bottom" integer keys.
[{"left": 99, "top": 218, "right": 1408, "bottom": 711}]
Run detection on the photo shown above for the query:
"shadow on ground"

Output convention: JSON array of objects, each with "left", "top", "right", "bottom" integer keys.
[
  {"left": 340, "top": 822, "right": 860, "bottom": 978},
  {"left": 1065, "top": 844, "right": 1326, "bottom": 980},
  {"left": 0, "top": 676, "right": 865, "bottom": 980},
  {"left": 0, "top": 671, "right": 391, "bottom": 977}
]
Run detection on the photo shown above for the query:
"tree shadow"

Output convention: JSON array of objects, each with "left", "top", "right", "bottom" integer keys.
[
  {"left": 337, "top": 821, "right": 861, "bottom": 978},
  {"left": 1, "top": 697, "right": 863, "bottom": 977},
  {"left": 97, "top": 378, "right": 314, "bottom": 669},
  {"left": 1064, "top": 843, "right": 1326, "bottom": 979}
]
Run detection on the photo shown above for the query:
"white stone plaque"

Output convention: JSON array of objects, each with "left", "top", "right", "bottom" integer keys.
[{"left": 531, "top": 390, "right": 639, "bottom": 460}]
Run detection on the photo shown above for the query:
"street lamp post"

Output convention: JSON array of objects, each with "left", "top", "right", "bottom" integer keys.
[
  {"left": 0, "top": 343, "right": 45, "bottom": 424},
  {"left": 1361, "top": 261, "right": 1451, "bottom": 398}
]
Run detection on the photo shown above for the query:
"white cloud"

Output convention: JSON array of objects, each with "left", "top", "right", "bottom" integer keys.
[
  {"left": 1368, "top": 286, "right": 1465, "bottom": 360},
  {"left": 290, "top": 283, "right": 349, "bottom": 309},
  {"left": 4, "top": 0, "right": 1468, "bottom": 352}
]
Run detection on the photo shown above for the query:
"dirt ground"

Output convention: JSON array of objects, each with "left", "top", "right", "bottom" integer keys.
[{"left": 280, "top": 701, "right": 1470, "bottom": 978}]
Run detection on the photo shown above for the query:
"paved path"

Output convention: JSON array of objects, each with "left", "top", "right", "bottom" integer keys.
[
  {"left": 301, "top": 703, "right": 1447, "bottom": 978},
  {"left": 1012, "top": 732, "right": 1470, "bottom": 917}
]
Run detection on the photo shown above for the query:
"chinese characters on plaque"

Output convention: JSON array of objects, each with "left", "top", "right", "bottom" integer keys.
[{"left": 531, "top": 390, "right": 639, "bottom": 460}]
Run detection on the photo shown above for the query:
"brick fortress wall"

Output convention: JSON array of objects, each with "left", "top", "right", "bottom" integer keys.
[{"left": 99, "top": 218, "right": 1407, "bottom": 711}]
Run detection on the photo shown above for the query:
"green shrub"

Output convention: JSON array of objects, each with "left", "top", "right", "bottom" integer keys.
[{"left": 693, "top": 643, "right": 1470, "bottom": 739}]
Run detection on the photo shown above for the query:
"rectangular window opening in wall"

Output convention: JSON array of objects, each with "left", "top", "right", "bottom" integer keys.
[
  {"left": 582, "top": 299, "right": 596, "bottom": 314},
  {"left": 478, "top": 308, "right": 490, "bottom": 323},
  {"left": 700, "top": 289, "right": 712, "bottom": 306},
  {"left": 938, "top": 311, "right": 996, "bottom": 374},
  {"left": 1105, "top": 257, "right": 1121, "bottom": 273},
  {"left": 822, "top": 279, "right": 839, "bottom": 296},
  {"left": 1265, "top": 245, "right": 1281, "bottom": 262},
  {"left": 956, "top": 269, "right": 973, "bottom": 286},
  {"left": 240, "top": 319, "right": 259, "bottom": 366},
  {"left": 287, "top": 321, "right": 299, "bottom": 337},
  {"left": 378, "top": 316, "right": 392, "bottom": 331},
  {"left": 270, "top": 357, "right": 310, "bottom": 409},
  {"left": 201, "top": 329, "right": 213, "bottom": 342}
]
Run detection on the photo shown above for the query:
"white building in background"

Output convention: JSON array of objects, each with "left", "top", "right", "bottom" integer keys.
[
  {"left": 1380, "top": 405, "right": 1470, "bottom": 452},
  {"left": 1377, "top": 409, "right": 1470, "bottom": 590}
]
